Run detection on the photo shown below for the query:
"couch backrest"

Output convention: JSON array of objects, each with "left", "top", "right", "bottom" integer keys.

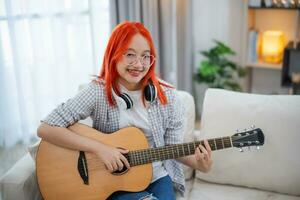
[{"left": 195, "top": 88, "right": 300, "bottom": 196}]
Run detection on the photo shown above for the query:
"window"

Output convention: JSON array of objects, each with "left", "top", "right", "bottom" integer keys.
[{"left": 0, "top": 0, "right": 110, "bottom": 146}]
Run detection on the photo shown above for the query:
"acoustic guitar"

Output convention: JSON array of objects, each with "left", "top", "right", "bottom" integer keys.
[{"left": 36, "top": 123, "right": 264, "bottom": 200}]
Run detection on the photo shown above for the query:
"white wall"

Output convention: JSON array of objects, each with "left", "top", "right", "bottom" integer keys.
[
  {"left": 192, "top": 0, "right": 246, "bottom": 70},
  {"left": 192, "top": 0, "right": 247, "bottom": 117}
]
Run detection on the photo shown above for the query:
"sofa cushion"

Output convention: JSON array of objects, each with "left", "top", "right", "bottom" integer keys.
[
  {"left": 195, "top": 89, "right": 300, "bottom": 196},
  {"left": 28, "top": 141, "right": 40, "bottom": 162},
  {"left": 0, "top": 153, "right": 42, "bottom": 200},
  {"left": 189, "top": 179, "right": 300, "bottom": 200}
]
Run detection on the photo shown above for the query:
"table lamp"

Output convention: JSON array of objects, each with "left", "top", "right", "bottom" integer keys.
[{"left": 261, "top": 30, "right": 285, "bottom": 63}]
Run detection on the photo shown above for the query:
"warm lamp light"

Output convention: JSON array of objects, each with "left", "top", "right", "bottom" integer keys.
[{"left": 261, "top": 31, "right": 285, "bottom": 63}]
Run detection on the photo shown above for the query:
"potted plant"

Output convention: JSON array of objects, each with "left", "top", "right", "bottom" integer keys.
[{"left": 194, "top": 40, "right": 246, "bottom": 117}]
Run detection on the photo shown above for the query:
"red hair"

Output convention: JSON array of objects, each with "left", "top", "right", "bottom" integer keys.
[{"left": 99, "top": 21, "right": 172, "bottom": 106}]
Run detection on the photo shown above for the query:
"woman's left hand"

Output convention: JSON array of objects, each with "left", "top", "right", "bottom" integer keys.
[{"left": 195, "top": 140, "right": 213, "bottom": 173}]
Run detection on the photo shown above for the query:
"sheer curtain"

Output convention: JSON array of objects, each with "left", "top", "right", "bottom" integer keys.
[{"left": 0, "top": 0, "right": 110, "bottom": 147}]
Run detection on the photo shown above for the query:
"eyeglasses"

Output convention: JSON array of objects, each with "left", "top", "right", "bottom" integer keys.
[{"left": 123, "top": 53, "right": 155, "bottom": 67}]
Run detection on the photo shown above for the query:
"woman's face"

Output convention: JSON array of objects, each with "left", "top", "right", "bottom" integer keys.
[{"left": 116, "top": 34, "right": 152, "bottom": 91}]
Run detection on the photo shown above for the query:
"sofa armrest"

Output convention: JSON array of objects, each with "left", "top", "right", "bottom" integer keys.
[{"left": 0, "top": 153, "right": 42, "bottom": 200}]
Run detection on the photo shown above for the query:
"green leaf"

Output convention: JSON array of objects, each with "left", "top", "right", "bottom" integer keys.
[
  {"left": 195, "top": 39, "right": 246, "bottom": 92},
  {"left": 214, "top": 40, "right": 236, "bottom": 55},
  {"left": 199, "top": 61, "right": 219, "bottom": 76}
]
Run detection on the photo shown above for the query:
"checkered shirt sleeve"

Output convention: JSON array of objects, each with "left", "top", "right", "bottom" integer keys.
[
  {"left": 42, "top": 82, "right": 97, "bottom": 127},
  {"left": 164, "top": 89, "right": 185, "bottom": 145}
]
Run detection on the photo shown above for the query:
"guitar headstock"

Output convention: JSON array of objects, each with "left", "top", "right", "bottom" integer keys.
[{"left": 231, "top": 127, "right": 264, "bottom": 151}]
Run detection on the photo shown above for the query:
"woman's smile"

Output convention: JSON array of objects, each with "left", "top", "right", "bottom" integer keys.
[{"left": 126, "top": 67, "right": 145, "bottom": 77}]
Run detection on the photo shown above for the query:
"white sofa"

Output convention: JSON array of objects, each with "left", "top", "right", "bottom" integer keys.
[
  {"left": 1, "top": 89, "right": 300, "bottom": 200},
  {"left": 185, "top": 89, "right": 300, "bottom": 200}
]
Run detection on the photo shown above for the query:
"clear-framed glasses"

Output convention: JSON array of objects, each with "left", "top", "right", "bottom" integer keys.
[{"left": 123, "top": 53, "right": 155, "bottom": 68}]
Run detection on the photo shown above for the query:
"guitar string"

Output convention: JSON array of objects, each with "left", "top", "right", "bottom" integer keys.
[
  {"left": 86, "top": 137, "right": 233, "bottom": 168},
  {"left": 86, "top": 141, "right": 231, "bottom": 166},
  {"left": 99, "top": 139, "right": 231, "bottom": 165},
  {"left": 128, "top": 137, "right": 232, "bottom": 165}
]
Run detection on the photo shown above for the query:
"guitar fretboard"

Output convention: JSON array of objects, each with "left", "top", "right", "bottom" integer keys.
[{"left": 128, "top": 136, "right": 232, "bottom": 166}]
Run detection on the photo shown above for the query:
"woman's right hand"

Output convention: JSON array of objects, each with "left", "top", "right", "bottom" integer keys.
[
  {"left": 37, "top": 123, "right": 130, "bottom": 173},
  {"left": 95, "top": 143, "right": 130, "bottom": 173}
]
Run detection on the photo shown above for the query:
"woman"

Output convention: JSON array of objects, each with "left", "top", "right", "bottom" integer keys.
[{"left": 37, "top": 21, "right": 212, "bottom": 200}]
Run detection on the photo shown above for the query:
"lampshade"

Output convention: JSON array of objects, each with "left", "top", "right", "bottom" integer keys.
[{"left": 261, "top": 31, "right": 285, "bottom": 63}]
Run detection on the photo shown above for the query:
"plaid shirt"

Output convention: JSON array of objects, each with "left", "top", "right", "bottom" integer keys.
[{"left": 42, "top": 80, "right": 186, "bottom": 195}]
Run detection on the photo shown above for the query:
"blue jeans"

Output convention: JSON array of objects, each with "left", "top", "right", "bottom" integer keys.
[{"left": 107, "top": 175, "right": 176, "bottom": 200}]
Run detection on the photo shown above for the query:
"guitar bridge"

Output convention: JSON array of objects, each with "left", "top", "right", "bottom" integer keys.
[{"left": 77, "top": 151, "right": 89, "bottom": 185}]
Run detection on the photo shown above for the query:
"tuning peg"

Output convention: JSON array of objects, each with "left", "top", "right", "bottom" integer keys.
[
  {"left": 239, "top": 148, "right": 244, "bottom": 152},
  {"left": 256, "top": 146, "right": 260, "bottom": 150},
  {"left": 236, "top": 129, "right": 239, "bottom": 133},
  {"left": 251, "top": 125, "right": 255, "bottom": 129}
]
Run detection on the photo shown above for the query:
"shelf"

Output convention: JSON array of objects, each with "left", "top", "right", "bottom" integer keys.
[
  {"left": 248, "top": 6, "right": 300, "bottom": 10},
  {"left": 246, "top": 61, "right": 282, "bottom": 70},
  {"left": 245, "top": 2, "right": 297, "bottom": 94}
]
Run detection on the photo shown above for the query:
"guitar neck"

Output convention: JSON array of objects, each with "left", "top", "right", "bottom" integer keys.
[{"left": 129, "top": 136, "right": 232, "bottom": 166}]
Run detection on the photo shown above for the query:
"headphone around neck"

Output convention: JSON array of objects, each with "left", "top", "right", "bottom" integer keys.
[{"left": 115, "top": 83, "right": 157, "bottom": 110}]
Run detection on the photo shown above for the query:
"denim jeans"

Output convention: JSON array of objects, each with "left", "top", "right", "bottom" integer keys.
[{"left": 107, "top": 175, "right": 176, "bottom": 200}]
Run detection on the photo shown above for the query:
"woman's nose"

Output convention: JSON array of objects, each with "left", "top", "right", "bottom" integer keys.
[{"left": 134, "top": 57, "right": 144, "bottom": 68}]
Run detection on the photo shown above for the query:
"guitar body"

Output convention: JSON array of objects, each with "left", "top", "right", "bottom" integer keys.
[
  {"left": 36, "top": 123, "right": 152, "bottom": 200},
  {"left": 36, "top": 123, "right": 265, "bottom": 200}
]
